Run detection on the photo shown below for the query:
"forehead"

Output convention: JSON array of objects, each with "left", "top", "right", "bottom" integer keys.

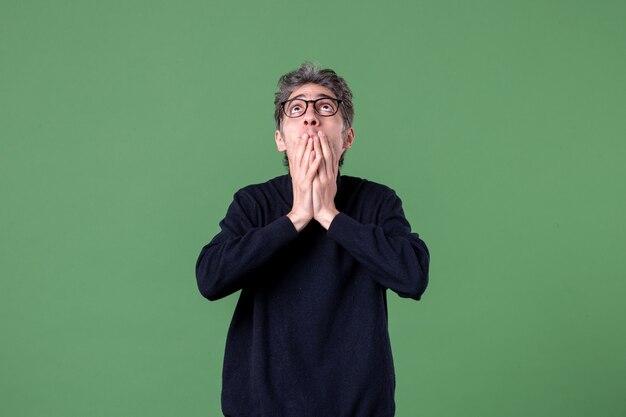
[{"left": 288, "top": 83, "right": 336, "bottom": 100}]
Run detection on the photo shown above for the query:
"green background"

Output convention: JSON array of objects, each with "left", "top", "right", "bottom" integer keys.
[{"left": 1, "top": 0, "right": 625, "bottom": 416}]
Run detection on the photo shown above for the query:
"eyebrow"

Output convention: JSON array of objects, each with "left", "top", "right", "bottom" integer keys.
[{"left": 289, "top": 93, "right": 336, "bottom": 100}]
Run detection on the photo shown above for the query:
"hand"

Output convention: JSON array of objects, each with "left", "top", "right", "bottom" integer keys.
[
  {"left": 312, "top": 131, "right": 340, "bottom": 229},
  {"left": 287, "top": 133, "right": 322, "bottom": 231}
]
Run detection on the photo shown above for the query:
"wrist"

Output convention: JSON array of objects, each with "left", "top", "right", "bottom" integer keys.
[
  {"left": 287, "top": 211, "right": 311, "bottom": 232},
  {"left": 315, "top": 208, "right": 340, "bottom": 230}
]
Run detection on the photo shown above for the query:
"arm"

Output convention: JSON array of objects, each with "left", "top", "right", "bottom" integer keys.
[
  {"left": 195, "top": 192, "right": 298, "bottom": 301},
  {"left": 196, "top": 134, "right": 320, "bottom": 301},
  {"left": 327, "top": 190, "right": 430, "bottom": 300},
  {"left": 311, "top": 132, "right": 429, "bottom": 299}
]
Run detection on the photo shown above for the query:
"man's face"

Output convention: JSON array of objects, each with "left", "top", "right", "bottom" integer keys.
[{"left": 275, "top": 83, "right": 354, "bottom": 166}]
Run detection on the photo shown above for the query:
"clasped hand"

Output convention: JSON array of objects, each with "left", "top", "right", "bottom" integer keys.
[{"left": 287, "top": 131, "right": 340, "bottom": 231}]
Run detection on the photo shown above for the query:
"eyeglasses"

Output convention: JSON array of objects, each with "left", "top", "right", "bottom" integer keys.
[{"left": 281, "top": 97, "right": 342, "bottom": 118}]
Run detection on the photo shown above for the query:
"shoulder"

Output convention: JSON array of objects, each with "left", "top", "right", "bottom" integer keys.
[
  {"left": 338, "top": 175, "right": 403, "bottom": 222},
  {"left": 234, "top": 174, "right": 289, "bottom": 197},
  {"left": 230, "top": 175, "right": 291, "bottom": 216},
  {"left": 341, "top": 175, "right": 397, "bottom": 199}
]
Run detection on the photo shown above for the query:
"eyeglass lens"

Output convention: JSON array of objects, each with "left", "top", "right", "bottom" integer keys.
[{"left": 283, "top": 98, "right": 339, "bottom": 118}]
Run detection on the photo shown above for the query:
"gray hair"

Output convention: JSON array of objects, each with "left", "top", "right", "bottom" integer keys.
[{"left": 274, "top": 62, "right": 354, "bottom": 132}]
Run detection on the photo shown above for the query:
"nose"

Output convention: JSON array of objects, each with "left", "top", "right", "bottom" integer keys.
[{"left": 303, "top": 103, "right": 319, "bottom": 127}]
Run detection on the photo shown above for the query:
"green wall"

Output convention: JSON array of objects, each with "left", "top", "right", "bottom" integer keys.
[{"left": 1, "top": 1, "right": 624, "bottom": 416}]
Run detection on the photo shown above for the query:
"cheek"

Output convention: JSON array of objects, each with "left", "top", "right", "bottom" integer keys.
[
  {"left": 284, "top": 137, "right": 303, "bottom": 157},
  {"left": 336, "top": 136, "right": 347, "bottom": 151}
]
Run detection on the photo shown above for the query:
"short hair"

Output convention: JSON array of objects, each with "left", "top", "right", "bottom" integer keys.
[{"left": 274, "top": 63, "right": 355, "bottom": 168}]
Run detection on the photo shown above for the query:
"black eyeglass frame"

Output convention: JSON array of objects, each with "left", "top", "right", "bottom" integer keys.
[{"left": 280, "top": 97, "right": 343, "bottom": 118}]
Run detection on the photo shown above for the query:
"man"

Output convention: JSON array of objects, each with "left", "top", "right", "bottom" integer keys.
[{"left": 195, "top": 63, "right": 430, "bottom": 417}]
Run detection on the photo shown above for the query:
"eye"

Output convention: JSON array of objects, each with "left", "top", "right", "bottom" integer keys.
[
  {"left": 316, "top": 99, "right": 337, "bottom": 114},
  {"left": 286, "top": 100, "right": 306, "bottom": 116}
]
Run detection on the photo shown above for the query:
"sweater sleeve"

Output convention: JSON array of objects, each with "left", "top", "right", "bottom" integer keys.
[
  {"left": 195, "top": 191, "right": 298, "bottom": 301},
  {"left": 326, "top": 190, "right": 430, "bottom": 300}
]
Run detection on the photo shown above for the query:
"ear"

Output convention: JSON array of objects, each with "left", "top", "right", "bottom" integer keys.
[
  {"left": 342, "top": 127, "right": 355, "bottom": 149},
  {"left": 275, "top": 130, "right": 286, "bottom": 152}
]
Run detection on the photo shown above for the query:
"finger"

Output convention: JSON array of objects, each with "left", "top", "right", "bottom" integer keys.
[
  {"left": 307, "top": 136, "right": 322, "bottom": 179},
  {"left": 317, "top": 131, "right": 334, "bottom": 179},
  {"left": 316, "top": 134, "right": 327, "bottom": 176},
  {"left": 309, "top": 143, "right": 316, "bottom": 165},
  {"left": 318, "top": 131, "right": 335, "bottom": 163},
  {"left": 308, "top": 152, "right": 322, "bottom": 180},
  {"left": 311, "top": 133, "right": 321, "bottom": 168},
  {"left": 295, "top": 133, "right": 309, "bottom": 168},
  {"left": 302, "top": 137, "right": 314, "bottom": 174},
  {"left": 313, "top": 136, "right": 316, "bottom": 156},
  {"left": 317, "top": 146, "right": 327, "bottom": 181},
  {"left": 309, "top": 135, "right": 317, "bottom": 164}
]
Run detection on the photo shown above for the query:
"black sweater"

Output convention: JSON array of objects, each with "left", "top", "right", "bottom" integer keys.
[{"left": 195, "top": 174, "right": 430, "bottom": 417}]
